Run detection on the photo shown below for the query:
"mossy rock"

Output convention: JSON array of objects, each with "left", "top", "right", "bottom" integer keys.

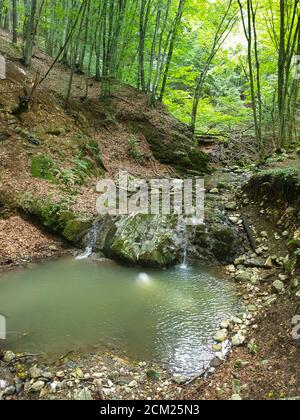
[
  {"left": 104, "top": 214, "right": 180, "bottom": 267},
  {"left": 63, "top": 217, "right": 92, "bottom": 242},
  {"left": 19, "top": 194, "right": 92, "bottom": 244},
  {"left": 136, "top": 121, "right": 211, "bottom": 175}
]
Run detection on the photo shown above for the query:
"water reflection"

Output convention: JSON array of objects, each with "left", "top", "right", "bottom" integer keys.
[{"left": 0, "top": 258, "right": 239, "bottom": 376}]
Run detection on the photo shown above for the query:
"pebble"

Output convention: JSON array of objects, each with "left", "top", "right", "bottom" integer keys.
[
  {"left": 231, "top": 394, "right": 242, "bottom": 401},
  {"left": 4, "top": 386, "right": 16, "bottom": 396},
  {"left": 214, "top": 329, "right": 229, "bottom": 343},
  {"left": 74, "top": 388, "right": 93, "bottom": 400},
  {"left": 3, "top": 351, "right": 16, "bottom": 363},
  {"left": 220, "top": 320, "right": 231, "bottom": 330},
  {"left": 272, "top": 280, "right": 285, "bottom": 293},
  {"left": 172, "top": 374, "right": 188, "bottom": 385},
  {"left": 231, "top": 334, "right": 246, "bottom": 347},
  {"left": 29, "top": 366, "right": 43, "bottom": 379},
  {"left": 229, "top": 217, "right": 239, "bottom": 224},
  {"left": 30, "top": 381, "right": 45, "bottom": 393}
]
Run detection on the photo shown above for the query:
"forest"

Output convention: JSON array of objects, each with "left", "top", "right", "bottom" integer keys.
[
  {"left": 0, "top": 0, "right": 300, "bottom": 402},
  {"left": 0, "top": 0, "right": 299, "bottom": 152}
]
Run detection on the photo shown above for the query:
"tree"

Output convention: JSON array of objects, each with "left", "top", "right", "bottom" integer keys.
[{"left": 191, "top": 0, "right": 237, "bottom": 134}]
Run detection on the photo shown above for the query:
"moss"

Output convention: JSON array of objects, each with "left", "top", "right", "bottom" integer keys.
[
  {"left": 30, "top": 155, "right": 56, "bottom": 182},
  {"left": 106, "top": 214, "right": 179, "bottom": 267},
  {"left": 288, "top": 239, "right": 300, "bottom": 251},
  {"left": 19, "top": 194, "right": 92, "bottom": 244},
  {"left": 63, "top": 217, "right": 92, "bottom": 242}
]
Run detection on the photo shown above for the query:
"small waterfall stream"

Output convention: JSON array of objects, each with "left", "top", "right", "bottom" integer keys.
[
  {"left": 76, "top": 221, "right": 98, "bottom": 260},
  {"left": 180, "top": 222, "right": 189, "bottom": 269},
  {"left": 177, "top": 216, "right": 192, "bottom": 270}
]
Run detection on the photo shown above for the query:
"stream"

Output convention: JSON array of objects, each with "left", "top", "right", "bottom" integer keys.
[{"left": 0, "top": 257, "right": 240, "bottom": 377}]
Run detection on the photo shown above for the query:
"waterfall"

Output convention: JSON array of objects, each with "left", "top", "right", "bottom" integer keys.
[
  {"left": 76, "top": 221, "right": 98, "bottom": 260},
  {"left": 178, "top": 217, "right": 189, "bottom": 269}
]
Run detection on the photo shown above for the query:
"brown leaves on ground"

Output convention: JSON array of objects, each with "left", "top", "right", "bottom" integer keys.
[{"left": 0, "top": 215, "right": 64, "bottom": 266}]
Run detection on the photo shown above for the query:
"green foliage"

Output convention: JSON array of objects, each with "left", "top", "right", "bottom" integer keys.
[
  {"left": 1, "top": 0, "right": 299, "bottom": 150},
  {"left": 30, "top": 156, "right": 56, "bottom": 182}
]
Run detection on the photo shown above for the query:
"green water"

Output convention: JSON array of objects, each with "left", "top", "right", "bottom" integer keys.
[{"left": 0, "top": 258, "right": 239, "bottom": 376}]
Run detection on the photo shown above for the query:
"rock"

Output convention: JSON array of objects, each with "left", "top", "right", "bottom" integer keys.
[
  {"left": 234, "top": 256, "right": 246, "bottom": 266},
  {"left": 3, "top": 351, "right": 15, "bottom": 363},
  {"left": 210, "top": 357, "right": 223, "bottom": 368},
  {"left": 214, "top": 329, "right": 229, "bottom": 343},
  {"left": 227, "top": 265, "right": 236, "bottom": 273},
  {"left": 30, "top": 381, "right": 45, "bottom": 393},
  {"left": 74, "top": 388, "right": 93, "bottom": 400},
  {"left": 220, "top": 320, "right": 231, "bottom": 330},
  {"left": 235, "top": 270, "right": 252, "bottom": 283},
  {"left": 103, "top": 214, "right": 180, "bottom": 267},
  {"left": 290, "top": 278, "right": 299, "bottom": 289},
  {"left": 231, "top": 316, "right": 243, "bottom": 325},
  {"left": 272, "top": 280, "right": 285, "bottom": 293},
  {"left": 295, "top": 290, "right": 300, "bottom": 298},
  {"left": 49, "top": 245, "right": 58, "bottom": 251},
  {"left": 212, "top": 344, "right": 222, "bottom": 352},
  {"left": 225, "top": 202, "right": 237, "bottom": 211},
  {"left": 29, "top": 366, "right": 43, "bottom": 379},
  {"left": 279, "top": 274, "right": 288, "bottom": 282},
  {"left": 56, "top": 371, "right": 65, "bottom": 379},
  {"left": 263, "top": 296, "right": 277, "bottom": 307},
  {"left": 172, "top": 374, "right": 188, "bottom": 385},
  {"left": 231, "top": 394, "right": 242, "bottom": 401},
  {"left": 3, "top": 386, "right": 16, "bottom": 396},
  {"left": 245, "top": 258, "right": 265, "bottom": 268},
  {"left": 128, "top": 380, "right": 138, "bottom": 388},
  {"left": 265, "top": 256, "right": 274, "bottom": 269},
  {"left": 42, "top": 371, "right": 53, "bottom": 381},
  {"left": 232, "top": 334, "right": 246, "bottom": 347},
  {"left": 229, "top": 216, "right": 239, "bottom": 224}
]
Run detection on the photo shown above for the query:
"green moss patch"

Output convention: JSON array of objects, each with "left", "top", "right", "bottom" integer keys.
[
  {"left": 30, "top": 156, "right": 56, "bottom": 182},
  {"left": 19, "top": 194, "right": 92, "bottom": 244}
]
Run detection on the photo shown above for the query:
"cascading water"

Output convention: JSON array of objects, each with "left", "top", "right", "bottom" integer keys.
[
  {"left": 177, "top": 217, "right": 189, "bottom": 269},
  {"left": 76, "top": 221, "right": 98, "bottom": 260}
]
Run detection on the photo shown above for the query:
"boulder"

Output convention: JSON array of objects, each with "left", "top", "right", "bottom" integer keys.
[{"left": 103, "top": 214, "right": 180, "bottom": 267}]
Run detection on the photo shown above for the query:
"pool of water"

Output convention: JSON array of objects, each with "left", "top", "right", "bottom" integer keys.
[{"left": 0, "top": 258, "right": 239, "bottom": 376}]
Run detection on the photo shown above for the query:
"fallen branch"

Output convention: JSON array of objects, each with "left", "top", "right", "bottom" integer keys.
[{"left": 242, "top": 215, "right": 257, "bottom": 251}]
